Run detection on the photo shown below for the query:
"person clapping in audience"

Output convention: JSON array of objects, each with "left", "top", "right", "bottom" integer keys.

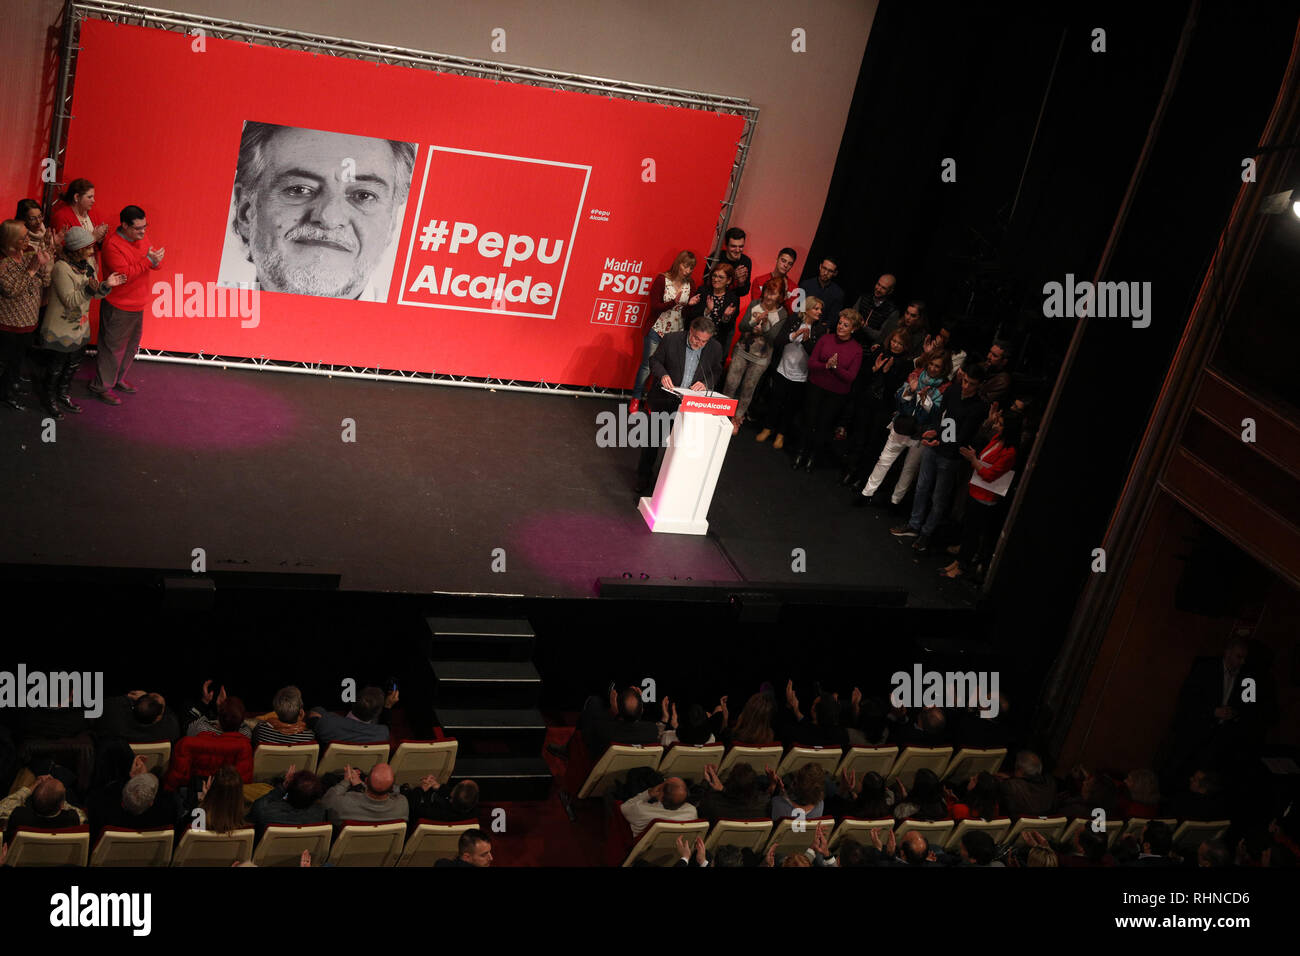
[
  {"left": 247, "top": 762, "right": 327, "bottom": 836},
  {"left": 407, "top": 774, "right": 480, "bottom": 823},
  {"left": 320, "top": 762, "right": 407, "bottom": 825},
  {"left": 620, "top": 777, "right": 696, "bottom": 838},
  {"left": 769, "top": 763, "right": 826, "bottom": 822},
  {"left": 698, "top": 763, "right": 770, "bottom": 823}
]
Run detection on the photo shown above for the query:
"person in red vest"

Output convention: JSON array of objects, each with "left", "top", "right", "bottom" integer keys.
[
  {"left": 164, "top": 698, "right": 254, "bottom": 791},
  {"left": 90, "top": 204, "right": 164, "bottom": 405}
]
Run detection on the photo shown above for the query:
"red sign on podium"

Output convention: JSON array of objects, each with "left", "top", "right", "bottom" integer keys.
[{"left": 678, "top": 392, "right": 738, "bottom": 417}]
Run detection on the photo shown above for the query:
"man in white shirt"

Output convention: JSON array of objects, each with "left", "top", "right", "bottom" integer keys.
[{"left": 620, "top": 777, "right": 696, "bottom": 838}]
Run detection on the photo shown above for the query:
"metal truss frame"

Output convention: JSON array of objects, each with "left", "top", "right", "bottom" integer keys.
[{"left": 49, "top": 1, "right": 758, "bottom": 398}]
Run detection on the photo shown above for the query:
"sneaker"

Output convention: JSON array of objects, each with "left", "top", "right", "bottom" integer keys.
[
  {"left": 772, "top": 434, "right": 784, "bottom": 449},
  {"left": 890, "top": 525, "right": 918, "bottom": 538},
  {"left": 114, "top": 381, "right": 137, "bottom": 394},
  {"left": 755, "top": 428, "right": 772, "bottom": 443},
  {"left": 912, "top": 534, "right": 931, "bottom": 553},
  {"left": 628, "top": 398, "right": 640, "bottom": 415}
]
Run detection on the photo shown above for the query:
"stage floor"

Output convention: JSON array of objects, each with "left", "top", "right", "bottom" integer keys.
[{"left": 0, "top": 361, "right": 975, "bottom": 607}]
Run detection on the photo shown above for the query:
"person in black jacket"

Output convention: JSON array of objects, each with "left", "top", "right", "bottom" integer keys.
[
  {"left": 843, "top": 326, "right": 915, "bottom": 488},
  {"left": 891, "top": 363, "right": 990, "bottom": 553},
  {"left": 433, "top": 828, "right": 493, "bottom": 866},
  {"left": 684, "top": 261, "right": 740, "bottom": 366},
  {"left": 635, "top": 317, "right": 724, "bottom": 496},
  {"left": 753, "top": 296, "right": 831, "bottom": 450}
]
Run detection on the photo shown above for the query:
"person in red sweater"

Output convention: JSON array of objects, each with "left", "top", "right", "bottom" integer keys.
[
  {"left": 941, "top": 408, "right": 1021, "bottom": 578},
  {"left": 163, "top": 697, "right": 254, "bottom": 791},
  {"left": 90, "top": 204, "right": 164, "bottom": 404},
  {"left": 48, "top": 178, "right": 110, "bottom": 272},
  {"left": 747, "top": 247, "right": 800, "bottom": 312},
  {"left": 793, "top": 308, "right": 863, "bottom": 472}
]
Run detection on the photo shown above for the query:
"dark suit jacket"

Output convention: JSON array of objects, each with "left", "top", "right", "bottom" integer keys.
[{"left": 646, "top": 330, "right": 724, "bottom": 413}]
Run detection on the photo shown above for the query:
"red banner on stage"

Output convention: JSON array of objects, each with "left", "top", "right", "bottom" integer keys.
[{"left": 62, "top": 20, "right": 744, "bottom": 388}]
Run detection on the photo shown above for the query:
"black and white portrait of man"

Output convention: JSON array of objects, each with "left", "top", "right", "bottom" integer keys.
[{"left": 218, "top": 121, "right": 416, "bottom": 302}]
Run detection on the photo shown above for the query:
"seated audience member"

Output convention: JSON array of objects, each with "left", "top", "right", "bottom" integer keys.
[
  {"left": 1171, "top": 769, "right": 1229, "bottom": 821},
  {"left": 91, "top": 754, "right": 178, "bottom": 835},
  {"left": 408, "top": 775, "right": 480, "bottom": 823},
  {"left": 941, "top": 408, "right": 1021, "bottom": 579},
  {"left": 1128, "top": 819, "right": 1176, "bottom": 866},
  {"left": 888, "top": 705, "right": 949, "bottom": 748},
  {"left": 723, "top": 691, "right": 777, "bottom": 747},
  {"left": 1059, "top": 826, "right": 1116, "bottom": 868},
  {"left": 164, "top": 698, "right": 254, "bottom": 790},
  {"left": 1117, "top": 768, "right": 1162, "bottom": 819},
  {"left": 1026, "top": 846, "right": 1059, "bottom": 867},
  {"left": 572, "top": 685, "right": 660, "bottom": 759},
  {"left": 997, "top": 750, "right": 1057, "bottom": 819},
  {"left": 253, "top": 685, "right": 316, "bottom": 745},
  {"left": 981, "top": 340, "right": 1013, "bottom": 404},
  {"left": 1111, "top": 834, "right": 1141, "bottom": 865},
  {"left": 947, "top": 771, "right": 1000, "bottom": 822},
  {"left": 309, "top": 685, "right": 396, "bottom": 745},
  {"left": 784, "top": 681, "right": 850, "bottom": 749},
  {"left": 188, "top": 765, "right": 248, "bottom": 835},
  {"left": 893, "top": 768, "right": 949, "bottom": 821},
  {"left": 712, "top": 844, "right": 748, "bottom": 867},
  {"left": 683, "top": 260, "right": 740, "bottom": 363},
  {"left": 434, "top": 828, "right": 493, "bottom": 867},
  {"left": 725, "top": 278, "right": 788, "bottom": 435},
  {"left": 95, "top": 689, "right": 182, "bottom": 743},
  {"left": 793, "top": 308, "right": 864, "bottom": 472},
  {"left": 320, "top": 762, "right": 408, "bottom": 825},
  {"left": 755, "top": 295, "right": 828, "bottom": 449},
  {"left": 1055, "top": 769, "right": 1118, "bottom": 822},
  {"left": 853, "top": 350, "right": 950, "bottom": 508},
  {"left": 1, "top": 775, "right": 83, "bottom": 844},
  {"left": 771, "top": 763, "right": 826, "bottom": 822},
  {"left": 833, "top": 769, "right": 894, "bottom": 819},
  {"left": 247, "top": 764, "right": 327, "bottom": 835},
  {"left": 797, "top": 257, "right": 843, "bottom": 324},
  {"left": 186, "top": 682, "right": 251, "bottom": 738},
  {"left": 958, "top": 830, "right": 1001, "bottom": 867},
  {"left": 620, "top": 777, "right": 696, "bottom": 838},
  {"left": 949, "top": 693, "right": 1011, "bottom": 751},
  {"left": 1197, "top": 838, "right": 1231, "bottom": 868},
  {"left": 657, "top": 695, "right": 725, "bottom": 746},
  {"left": 698, "top": 763, "right": 770, "bottom": 823},
  {"left": 892, "top": 829, "right": 945, "bottom": 867}
]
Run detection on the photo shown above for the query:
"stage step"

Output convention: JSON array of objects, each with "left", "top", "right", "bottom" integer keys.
[
  {"left": 448, "top": 755, "right": 553, "bottom": 802},
  {"left": 435, "top": 707, "right": 547, "bottom": 754},
  {"left": 432, "top": 659, "right": 542, "bottom": 708},
  {"left": 424, "top": 616, "right": 535, "bottom": 661}
]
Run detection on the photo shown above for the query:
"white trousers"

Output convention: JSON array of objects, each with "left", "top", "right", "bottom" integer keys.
[{"left": 861, "top": 426, "right": 924, "bottom": 503}]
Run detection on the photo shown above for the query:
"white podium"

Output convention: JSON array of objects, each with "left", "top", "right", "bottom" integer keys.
[{"left": 637, "top": 388, "right": 738, "bottom": 535}]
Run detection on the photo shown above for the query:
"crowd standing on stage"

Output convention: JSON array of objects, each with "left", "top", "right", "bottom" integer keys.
[{"left": 632, "top": 226, "right": 1039, "bottom": 584}]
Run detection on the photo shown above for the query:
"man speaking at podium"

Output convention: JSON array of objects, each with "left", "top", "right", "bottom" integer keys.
[{"left": 635, "top": 316, "right": 723, "bottom": 497}]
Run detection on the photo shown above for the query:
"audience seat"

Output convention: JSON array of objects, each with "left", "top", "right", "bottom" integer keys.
[
  {"left": 621, "top": 819, "right": 710, "bottom": 867},
  {"left": 251, "top": 743, "right": 320, "bottom": 783},
  {"left": 703, "top": 818, "right": 772, "bottom": 855},
  {"left": 127, "top": 741, "right": 172, "bottom": 775},
  {"left": 716, "top": 745, "right": 783, "bottom": 780},
  {"left": 943, "top": 817, "right": 1012, "bottom": 851},
  {"left": 397, "top": 819, "right": 477, "bottom": 867},
  {"left": 657, "top": 743, "right": 725, "bottom": 783},
  {"left": 1120, "top": 817, "right": 1178, "bottom": 841},
  {"left": 775, "top": 746, "right": 843, "bottom": 779},
  {"left": 893, "top": 819, "right": 955, "bottom": 846},
  {"left": 316, "top": 742, "right": 391, "bottom": 779},
  {"left": 90, "top": 826, "right": 174, "bottom": 867},
  {"left": 1060, "top": 816, "right": 1123, "bottom": 849},
  {"left": 886, "top": 747, "right": 954, "bottom": 789},
  {"left": 171, "top": 827, "right": 255, "bottom": 867},
  {"left": 4, "top": 826, "right": 90, "bottom": 866},
  {"left": 828, "top": 817, "right": 895, "bottom": 853},
  {"left": 251, "top": 823, "right": 333, "bottom": 867},
  {"left": 763, "top": 815, "right": 836, "bottom": 858},
  {"left": 1003, "top": 816, "right": 1068, "bottom": 846},
  {"left": 941, "top": 748, "right": 1007, "bottom": 783},
  {"left": 1171, "top": 819, "right": 1230, "bottom": 852},
  {"left": 390, "top": 739, "right": 458, "bottom": 788},
  {"left": 576, "top": 744, "right": 664, "bottom": 799},
  {"left": 835, "top": 746, "right": 899, "bottom": 781},
  {"left": 327, "top": 820, "right": 406, "bottom": 867}
]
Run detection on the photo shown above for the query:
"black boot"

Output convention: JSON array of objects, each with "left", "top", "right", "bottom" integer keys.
[
  {"left": 57, "top": 356, "right": 83, "bottom": 414},
  {"left": 40, "top": 361, "right": 64, "bottom": 421},
  {"left": 792, "top": 452, "right": 806, "bottom": 470},
  {"left": 803, "top": 454, "right": 816, "bottom": 473}
]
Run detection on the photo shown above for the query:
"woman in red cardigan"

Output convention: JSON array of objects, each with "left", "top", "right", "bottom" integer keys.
[
  {"left": 629, "top": 250, "right": 697, "bottom": 412},
  {"left": 940, "top": 407, "right": 1021, "bottom": 578},
  {"left": 49, "top": 178, "right": 109, "bottom": 274}
]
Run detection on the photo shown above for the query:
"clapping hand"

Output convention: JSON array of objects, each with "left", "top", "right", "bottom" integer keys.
[
  {"left": 343, "top": 764, "right": 363, "bottom": 787},
  {"left": 703, "top": 764, "right": 724, "bottom": 792},
  {"left": 199, "top": 775, "right": 213, "bottom": 802},
  {"left": 827, "top": 352, "right": 839, "bottom": 369},
  {"left": 812, "top": 822, "right": 830, "bottom": 858},
  {"left": 420, "top": 774, "right": 440, "bottom": 792}
]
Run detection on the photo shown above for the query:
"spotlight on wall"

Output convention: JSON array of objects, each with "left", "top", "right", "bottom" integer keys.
[{"left": 1259, "top": 188, "right": 1300, "bottom": 218}]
